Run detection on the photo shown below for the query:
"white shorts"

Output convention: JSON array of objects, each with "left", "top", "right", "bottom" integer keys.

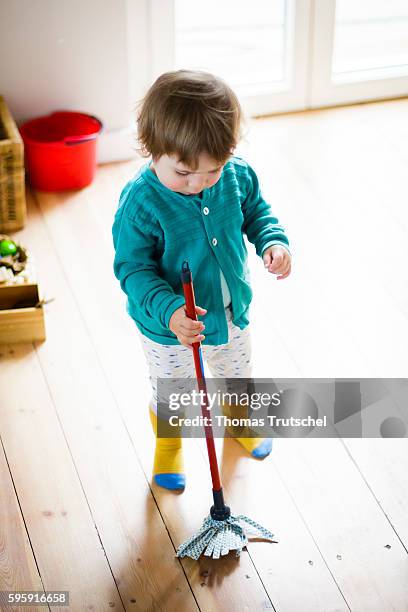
[{"left": 139, "top": 306, "right": 252, "bottom": 413}]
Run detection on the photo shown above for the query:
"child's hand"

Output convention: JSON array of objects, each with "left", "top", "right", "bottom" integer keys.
[
  {"left": 169, "top": 305, "right": 207, "bottom": 349},
  {"left": 263, "top": 245, "right": 291, "bottom": 280}
]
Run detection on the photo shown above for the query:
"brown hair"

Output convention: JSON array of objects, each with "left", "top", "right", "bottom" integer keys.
[{"left": 135, "top": 69, "right": 243, "bottom": 170}]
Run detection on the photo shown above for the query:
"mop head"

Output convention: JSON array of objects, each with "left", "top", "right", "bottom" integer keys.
[{"left": 176, "top": 514, "right": 275, "bottom": 560}]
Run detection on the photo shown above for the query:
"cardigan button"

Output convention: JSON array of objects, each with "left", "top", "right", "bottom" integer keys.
[
  {"left": 203, "top": 206, "right": 209, "bottom": 215},
  {"left": 212, "top": 237, "right": 217, "bottom": 246}
]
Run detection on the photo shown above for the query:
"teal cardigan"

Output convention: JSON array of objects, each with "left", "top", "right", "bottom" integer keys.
[{"left": 112, "top": 156, "right": 290, "bottom": 345}]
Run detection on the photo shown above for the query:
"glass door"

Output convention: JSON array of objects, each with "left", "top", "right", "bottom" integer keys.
[
  {"left": 310, "top": 0, "right": 408, "bottom": 107},
  {"left": 149, "top": 0, "right": 312, "bottom": 116}
]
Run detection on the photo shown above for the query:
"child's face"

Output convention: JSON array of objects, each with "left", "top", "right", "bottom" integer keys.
[{"left": 151, "top": 152, "right": 226, "bottom": 195}]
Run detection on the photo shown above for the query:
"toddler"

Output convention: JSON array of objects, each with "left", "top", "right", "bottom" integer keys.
[{"left": 112, "top": 70, "right": 291, "bottom": 491}]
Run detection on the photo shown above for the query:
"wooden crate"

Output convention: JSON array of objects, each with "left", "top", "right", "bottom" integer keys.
[
  {"left": 0, "top": 283, "right": 46, "bottom": 344},
  {"left": 0, "top": 95, "right": 26, "bottom": 232}
]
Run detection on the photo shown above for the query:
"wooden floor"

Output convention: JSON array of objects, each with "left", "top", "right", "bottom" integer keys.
[{"left": 1, "top": 98, "right": 408, "bottom": 611}]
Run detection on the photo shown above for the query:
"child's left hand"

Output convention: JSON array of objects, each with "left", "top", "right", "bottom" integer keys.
[{"left": 262, "top": 245, "right": 291, "bottom": 280}]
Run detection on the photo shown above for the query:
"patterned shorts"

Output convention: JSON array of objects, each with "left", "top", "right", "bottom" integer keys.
[{"left": 138, "top": 306, "right": 252, "bottom": 413}]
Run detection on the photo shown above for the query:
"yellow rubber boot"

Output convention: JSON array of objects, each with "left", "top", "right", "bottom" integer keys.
[
  {"left": 149, "top": 405, "right": 185, "bottom": 490},
  {"left": 222, "top": 402, "right": 272, "bottom": 459}
]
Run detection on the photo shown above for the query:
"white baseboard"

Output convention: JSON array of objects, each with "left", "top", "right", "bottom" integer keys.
[{"left": 97, "top": 124, "right": 139, "bottom": 164}]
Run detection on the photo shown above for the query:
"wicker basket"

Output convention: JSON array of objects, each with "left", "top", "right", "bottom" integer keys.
[{"left": 0, "top": 96, "right": 26, "bottom": 232}]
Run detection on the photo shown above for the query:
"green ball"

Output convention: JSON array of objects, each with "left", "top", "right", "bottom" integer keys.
[{"left": 0, "top": 239, "right": 18, "bottom": 257}]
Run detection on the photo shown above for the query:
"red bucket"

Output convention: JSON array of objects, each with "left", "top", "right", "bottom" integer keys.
[{"left": 20, "top": 111, "right": 103, "bottom": 191}]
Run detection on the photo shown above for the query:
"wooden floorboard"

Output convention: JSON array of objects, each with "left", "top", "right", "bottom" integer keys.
[
  {"left": 1, "top": 98, "right": 407, "bottom": 611},
  {"left": 0, "top": 437, "right": 46, "bottom": 612},
  {"left": 0, "top": 341, "right": 125, "bottom": 611}
]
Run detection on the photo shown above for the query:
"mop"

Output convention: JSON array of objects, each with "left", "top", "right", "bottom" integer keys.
[{"left": 175, "top": 261, "right": 276, "bottom": 560}]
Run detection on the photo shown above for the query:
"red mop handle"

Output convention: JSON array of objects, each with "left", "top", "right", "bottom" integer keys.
[{"left": 181, "top": 261, "right": 222, "bottom": 492}]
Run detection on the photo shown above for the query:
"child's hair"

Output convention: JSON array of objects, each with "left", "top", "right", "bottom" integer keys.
[{"left": 135, "top": 69, "right": 243, "bottom": 170}]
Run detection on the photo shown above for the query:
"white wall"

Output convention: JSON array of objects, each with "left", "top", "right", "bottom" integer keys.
[{"left": 0, "top": 0, "right": 149, "bottom": 161}]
